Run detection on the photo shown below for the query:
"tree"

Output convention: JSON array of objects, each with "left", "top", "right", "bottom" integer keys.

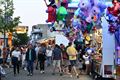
[
  {"left": 0, "top": 0, "right": 21, "bottom": 47},
  {"left": 13, "top": 33, "right": 29, "bottom": 46}
]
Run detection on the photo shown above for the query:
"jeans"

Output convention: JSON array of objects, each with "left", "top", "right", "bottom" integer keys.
[
  {"left": 13, "top": 61, "right": 20, "bottom": 75},
  {"left": 39, "top": 61, "right": 45, "bottom": 71},
  {"left": 12, "top": 57, "right": 20, "bottom": 75},
  {"left": 46, "top": 57, "right": 52, "bottom": 66},
  {"left": 27, "top": 61, "right": 34, "bottom": 74}
]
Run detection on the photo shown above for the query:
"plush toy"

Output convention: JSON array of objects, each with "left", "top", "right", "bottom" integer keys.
[
  {"left": 108, "top": 24, "right": 116, "bottom": 33},
  {"left": 60, "top": 0, "right": 68, "bottom": 8},
  {"left": 57, "top": 2, "right": 67, "bottom": 21},
  {"left": 79, "top": 0, "right": 90, "bottom": 11},
  {"left": 78, "top": 0, "right": 90, "bottom": 17},
  {"left": 44, "top": 0, "right": 57, "bottom": 23},
  {"left": 117, "top": 46, "right": 120, "bottom": 56},
  {"left": 107, "top": 0, "right": 120, "bottom": 16},
  {"left": 71, "top": 15, "right": 81, "bottom": 28}
]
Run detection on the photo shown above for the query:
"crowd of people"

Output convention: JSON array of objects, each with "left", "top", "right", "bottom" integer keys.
[{"left": 0, "top": 42, "right": 96, "bottom": 78}]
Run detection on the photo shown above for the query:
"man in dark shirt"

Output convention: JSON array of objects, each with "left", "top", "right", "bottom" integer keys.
[
  {"left": 26, "top": 44, "right": 36, "bottom": 76},
  {"left": 52, "top": 44, "right": 62, "bottom": 76}
]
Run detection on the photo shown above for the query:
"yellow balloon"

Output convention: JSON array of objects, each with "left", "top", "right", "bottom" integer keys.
[
  {"left": 55, "top": 0, "right": 59, "bottom": 4},
  {"left": 86, "top": 36, "right": 90, "bottom": 41},
  {"left": 74, "top": 15, "right": 77, "bottom": 19}
]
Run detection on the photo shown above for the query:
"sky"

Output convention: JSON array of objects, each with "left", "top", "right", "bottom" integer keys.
[{"left": 13, "top": 0, "right": 48, "bottom": 35}]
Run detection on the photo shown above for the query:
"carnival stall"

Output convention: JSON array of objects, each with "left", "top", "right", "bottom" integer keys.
[{"left": 44, "top": 0, "right": 119, "bottom": 79}]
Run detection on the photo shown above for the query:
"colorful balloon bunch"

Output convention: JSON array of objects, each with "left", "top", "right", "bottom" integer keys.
[
  {"left": 107, "top": 0, "right": 120, "bottom": 34},
  {"left": 44, "top": 0, "right": 57, "bottom": 23},
  {"left": 44, "top": 0, "right": 68, "bottom": 23},
  {"left": 73, "top": 0, "right": 107, "bottom": 33}
]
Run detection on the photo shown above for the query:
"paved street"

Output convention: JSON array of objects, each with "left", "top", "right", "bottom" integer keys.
[{"left": 2, "top": 66, "right": 93, "bottom": 80}]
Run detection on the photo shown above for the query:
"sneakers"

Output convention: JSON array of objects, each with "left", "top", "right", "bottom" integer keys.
[
  {"left": 76, "top": 74, "right": 79, "bottom": 78},
  {"left": 24, "top": 67, "right": 27, "bottom": 71},
  {"left": 40, "top": 71, "right": 45, "bottom": 74},
  {"left": 40, "top": 71, "right": 43, "bottom": 74},
  {"left": 27, "top": 72, "right": 33, "bottom": 76},
  {"left": 42, "top": 71, "right": 45, "bottom": 74},
  {"left": 30, "top": 73, "right": 33, "bottom": 76}
]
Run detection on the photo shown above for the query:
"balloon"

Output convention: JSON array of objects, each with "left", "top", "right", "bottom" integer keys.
[
  {"left": 107, "top": 0, "right": 120, "bottom": 16},
  {"left": 92, "top": 26, "right": 97, "bottom": 31},
  {"left": 79, "top": 0, "right": 90, "bottom": 11},
  {"left": 50, "top": 27, "right": 56, "bottom": 32},
  {"left": 86, "top": 16, "right": 92, "bottom": 23},
  {"left": 108, "top": 25, "right": 116, "bottom": 33},
  {"left": 74, "top": 8, "right": 80, "bottom": 16},
  {"left": 57, "top": 6, "right": 67, "bottom": 21},
  {"left": 97, "top": 2, "right": 107, "bottom": 12},
  {"left": 86, "top": 35, "right": 91, "bottom": 41},
  {"left": 86, "top": 23, "right": 93, "bottom": 33},
  {"left": 72, "top": 16, "right": 81, "bottom": 28},
  {"left": 91, "top": 6, "right": 100, "bottom": 15},
  {"left": 62, "top": 0, "right": 68, "bottom": 8},
  {"left": 46, "top": 6, "right": 56, "bottom": 23},
  {"left": 117, "top": 46, "right": 120, "bottom": 50},
  {"left": 45, "top": 0, "right": 57, "bottom": 23}
]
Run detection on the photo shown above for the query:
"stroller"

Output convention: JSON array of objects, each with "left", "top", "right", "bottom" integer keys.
[{"left": 0, "top": 65, "right": 6, "bottom": 77}]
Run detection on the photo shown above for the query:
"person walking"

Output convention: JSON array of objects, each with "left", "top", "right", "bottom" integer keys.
[
  {"left": 46, "top": 46, "right": 52, "bottom": 67},
  {"left": 38, "top": 47, "right": 46, "bottom": 74},
  {"left": 83, "top": 53, "right": 90, "bottom": 74},
  {"left": 35, "top": 44, "right": 40, "bottom": 70},
  {"left": 60, "top": 44, "right": 69, "bottom": 74},
  {"left": 66, "top": 42, "right": 79, "bottom": 78},
  {"left": 11, "top": 47, "right": 21, "bottom": 76},
  {"left": 52, "top": 44, "right": 63, "bottom": 76},
  {"left": 21, "top": 46, "right": 27, "bottom": 70},
  {"left": 25, "top": 44, "right": 36, "bottom": 76}
]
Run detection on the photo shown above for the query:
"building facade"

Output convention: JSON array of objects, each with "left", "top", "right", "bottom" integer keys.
[{"left": 30, "top": 24, "right": 49, "bottom": 45}]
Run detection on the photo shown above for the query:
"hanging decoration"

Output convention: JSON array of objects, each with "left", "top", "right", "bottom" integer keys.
[
  {"left": 73, "top": 0, "right": 107, "bottom": 34},
  {"left": 44, "top": 0, "right": 57, "bottom": 23},
  {"left": 106, "top": 0, "right": 120, "bottom": 34},
  {"left": 56, "top": 2, "right": 68, "bottom": 21}
]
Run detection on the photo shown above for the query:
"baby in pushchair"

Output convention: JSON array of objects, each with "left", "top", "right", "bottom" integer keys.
[{"left": 0, "top": 65, "right": 6, "bottom": 77}]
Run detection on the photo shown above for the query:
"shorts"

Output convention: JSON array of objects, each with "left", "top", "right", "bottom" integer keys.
[
  {"left": 53, "top": 60, "right": 61, "bottom": 67},
  {"left": 70, "top": 60, "right": 76, "bottom": 66},
  {"left": 62, "top": 59, "right": 70, "bottom": 67}
]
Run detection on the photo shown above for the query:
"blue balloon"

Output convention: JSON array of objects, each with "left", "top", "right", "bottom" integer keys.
[
  {"left": 74, "top": 8, "right": 80, "bottom": 16},
  {"left": 98, "top": 3, "right": 107, "bottom": 12}
]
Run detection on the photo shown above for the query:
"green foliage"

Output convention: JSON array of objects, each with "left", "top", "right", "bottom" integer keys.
[
  {"left": 0, "top": 0, "right": 21, "bottom": 33},
  {"left": 13, "top": 33, "right": 29, "bottom": 46}
]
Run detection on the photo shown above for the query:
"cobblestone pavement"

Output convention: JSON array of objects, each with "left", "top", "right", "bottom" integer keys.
[{"left": 2, "top": 67, "right": 93, "bottom": 80}]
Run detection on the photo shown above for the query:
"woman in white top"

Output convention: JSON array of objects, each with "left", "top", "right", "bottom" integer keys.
[
  {"left": 46, "top": 46, "right": 52, "bottom": 66},
  {"left": 12, "top": 47, "right": 21, "bottom": 76},
  {"left": 21, "top": 47, "right": 27, "bottom": 70}
]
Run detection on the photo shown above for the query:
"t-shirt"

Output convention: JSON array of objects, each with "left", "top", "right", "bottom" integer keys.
[
  {"left": 35, "top": 47, "right": 40, "bottom": 56},
  {"left": 52, "top": 48, "right": 62, "bottom": 60},
  {"left": 66, "top": 46, "right": 77, "bottom": 60},
  {"left": 12, "top": 50, "right": 21, "bottom": 61},
  {"left": 46, "top": 50, "right": 52, "bottom": 57},
  {"left": 83, "top": 55, "right": 90, "bottom": 64}
]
